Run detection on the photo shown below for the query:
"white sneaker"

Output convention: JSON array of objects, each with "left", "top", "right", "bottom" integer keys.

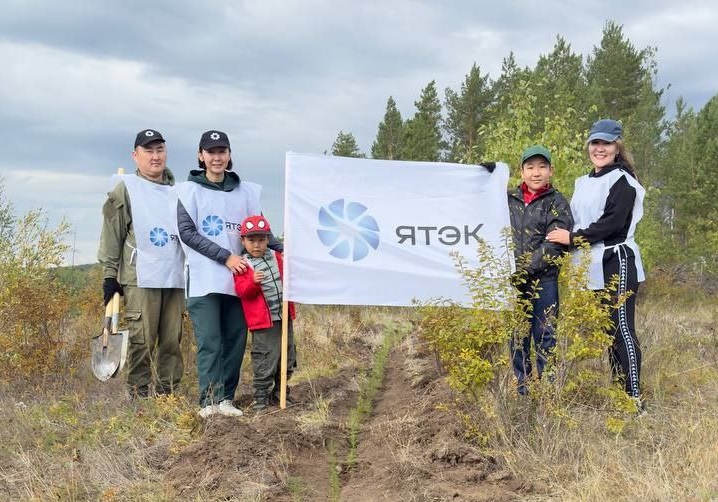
[
  {"left": 218, "top": 399, "right": 243, "bottom": 417},
  {"left": 198, "top": 404, "right": 219, "bottom": 418}
]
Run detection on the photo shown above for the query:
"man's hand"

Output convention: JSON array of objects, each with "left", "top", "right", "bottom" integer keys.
[{"left": 103, "top": 277, "right": 124, "bottom": 305}]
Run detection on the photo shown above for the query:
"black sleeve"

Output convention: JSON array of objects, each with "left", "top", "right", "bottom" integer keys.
[
  {"left": 267, "top": 233, "right": 284, "bottom": 253},
  {"left": 526, "top": 194, "right": 574, "bottom": 276},
  {"left": 263, "top": 212, "right": 284, "bottom": 253},
  {"left": 571, "top": 176, "right": 635, "bottom": 246},
  {"left": 177, "top": 200, "right": 231, "bottom": 264}
]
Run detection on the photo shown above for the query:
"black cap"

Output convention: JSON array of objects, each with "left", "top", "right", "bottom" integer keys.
[
  {"left": 199, "top": 130, "right": 231, "bottom": 150},
  {"left": 134, "top": 129, "right": 165, "bottom": 148}
]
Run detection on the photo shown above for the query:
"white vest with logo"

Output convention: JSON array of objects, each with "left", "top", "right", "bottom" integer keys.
[
  {"left": 112, "top": 174, "right": 185, "bottom": 288},
  {"left": 176, "top": 180, "right": 262, "bottom": 297},
  {"left": 570, "top": 168, "right": 645, "bottom": 290}
]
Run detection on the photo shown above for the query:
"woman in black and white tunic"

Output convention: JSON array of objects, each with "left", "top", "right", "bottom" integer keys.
[{"left": 547, "top": 119, "right": 645, "bottom": 411}]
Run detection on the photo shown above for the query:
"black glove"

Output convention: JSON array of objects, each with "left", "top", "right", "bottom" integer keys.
[
  {"left": 479, "top": 161, "right": 496, "bottom": 173},
  {"left": 103, "top": 278, "right": 124, "bottom": 305}
]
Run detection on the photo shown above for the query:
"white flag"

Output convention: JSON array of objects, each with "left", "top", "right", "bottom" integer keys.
[{"left": 283, "top": 153, "right": 512, "bottom": 306}]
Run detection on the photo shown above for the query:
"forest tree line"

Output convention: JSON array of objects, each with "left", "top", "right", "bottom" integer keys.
[{"left": 330, "top": 21, "right": 718, "bottom": 278}]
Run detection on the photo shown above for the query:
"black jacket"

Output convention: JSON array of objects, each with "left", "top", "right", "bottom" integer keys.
[
  {"left": 508, "top": 185, "right": 573, "bottom": 280},
  {"left": 570, "top": 163, "right": 637, "bottom": 248}
]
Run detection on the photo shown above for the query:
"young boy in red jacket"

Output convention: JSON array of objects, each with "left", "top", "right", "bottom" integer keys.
[{"left": 233, "top": 215, "right": 297, "bottom": 411}]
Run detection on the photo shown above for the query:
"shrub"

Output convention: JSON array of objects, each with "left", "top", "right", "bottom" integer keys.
[
  {"left": 0, "top": 181, "right": 85, "bottom": 387},
  {"left": 417, "top": 238, "right": 633, "bottom": 449}
]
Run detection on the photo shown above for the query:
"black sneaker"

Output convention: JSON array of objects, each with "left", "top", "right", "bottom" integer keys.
[
  {"left": 269, "top": 392, "right": 296, "bottom": 406},
  {"left": 253, "top": 397, "right": 269, "bottom": 412}
]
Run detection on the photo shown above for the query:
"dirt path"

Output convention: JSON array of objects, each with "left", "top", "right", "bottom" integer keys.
[
  {"left": 339, "top": 336, "right": 522, "bottom": 502},
  {"left": 162, "top": 332, "right": 527, "bottom": 501}
]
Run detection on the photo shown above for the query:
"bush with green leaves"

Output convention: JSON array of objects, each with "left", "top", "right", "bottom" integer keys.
[
  {"left": 0, "top": 180, "right": 84, "bottom": 386},
  {"left": 418, "top": 237, "right": 640, "bottom": 448}
]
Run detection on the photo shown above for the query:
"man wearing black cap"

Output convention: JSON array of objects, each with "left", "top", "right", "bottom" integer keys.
[{"left": 98, "top": 129, "right": 185, "bottom": 399}]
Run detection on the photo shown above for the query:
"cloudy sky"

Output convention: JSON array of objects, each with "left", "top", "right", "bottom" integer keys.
[{"left": 1, "top": 0, "right": 716, "bottom": 265}]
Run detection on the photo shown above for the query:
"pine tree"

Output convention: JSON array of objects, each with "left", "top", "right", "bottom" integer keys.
[
  {"left": 586, "top": 21, "right": 646, "bottom": 122},
  {"left": 492, "top": 52, "right": 531, "bottom": 115},
  {"left": 371, "top": 97, "right": 404, "bottom": 160},
  {"left": 532, "top": 36, "right": 588, "bottom": 135},
  {"left": 331, "top": 130, "right": 365, "bottom": 158},
  {"left": 402, "top": 81, "right": 444, "bottom": 162},
  {"left": 681, "top": 96, "right": 718, "bottom": 269},
  {"left": 444, "top": 63, "right": 495, "bottom": 161},
  {"left": 623, "top": 47, "right": 665, "bottom": 183}
]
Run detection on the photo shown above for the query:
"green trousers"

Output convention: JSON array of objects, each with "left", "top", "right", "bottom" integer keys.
[
  {"left": 187, "top": 293, "right": 248, "bottom": 407},
  {"left": 251, "top": 320, "right": 296, "bottom": 398},
  {"left": 124, "top": 286, "right": 184, "bottom": 396}
]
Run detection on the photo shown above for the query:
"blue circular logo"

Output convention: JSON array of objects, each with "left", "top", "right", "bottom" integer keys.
[
  {"left": 149, "top": 227, "right": 169, "bottom": 247},
  {"left": 316, "top": 199, "right": 380, "bottom": 262},
  {"left": 202, "top": 215, "right": 224, "bottom": 236}
]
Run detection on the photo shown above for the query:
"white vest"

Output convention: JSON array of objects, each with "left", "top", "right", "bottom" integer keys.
[
  {"left": 176, "top": 180, "right": 262, "bottom": 297},
  {"left": 571, "top": 168, "right": 645, "bottom": 290},
  {"left": 113, "top": 174, "right": 185, "bottom": 288}
]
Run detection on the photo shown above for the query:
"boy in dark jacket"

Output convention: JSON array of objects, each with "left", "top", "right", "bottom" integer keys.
[
  {"left": 233, "top": 215, "right": 297, "bottom": 411},
  {"left": 508, "top": 145, "right": 573, "bottom": 394}
]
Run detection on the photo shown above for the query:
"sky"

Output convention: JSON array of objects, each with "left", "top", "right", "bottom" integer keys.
[{"left": 1, "top": 0, "right": 716, "bottom": 265}]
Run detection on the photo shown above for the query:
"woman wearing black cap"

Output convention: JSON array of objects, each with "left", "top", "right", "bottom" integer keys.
[
  {"left": 547, "top": 119, "right": 646, "bottom": 413},
  {"left": 176, "top": 130, "right": 283, "bottom": 418}
]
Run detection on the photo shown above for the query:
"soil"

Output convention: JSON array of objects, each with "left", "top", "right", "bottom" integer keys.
[{"left": 163, "top": 332, "right": 529, "bottom": 501}]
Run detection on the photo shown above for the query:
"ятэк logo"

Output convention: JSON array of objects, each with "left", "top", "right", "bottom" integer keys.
[
  {"left": 317, "top": 199, "right": 379, "bottom": 261},
  {"left": 202, "top": 215, "right": 224, "bottom": 236},
  {"left": 149, "top": 227, "right": 169, "bottom": 247}
]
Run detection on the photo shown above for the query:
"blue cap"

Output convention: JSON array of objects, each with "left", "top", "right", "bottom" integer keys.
[{"left": 587, "top": 119, "right": 622, "bottom": 143}]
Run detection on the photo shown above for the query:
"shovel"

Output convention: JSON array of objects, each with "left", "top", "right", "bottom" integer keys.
[{"left": 91, "top": 292, "right": 127, "bottom": 381}]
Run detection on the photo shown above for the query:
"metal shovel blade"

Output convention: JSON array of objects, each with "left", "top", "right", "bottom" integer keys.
[
  {"left": 91, "top": 292, "right": 125, "bottom": 381},
  {"left": 91, "top": 333, "right": 123, "bottom": 381},
  {"left": 114, "top": 329, "right": 130, "bottom": 377}
]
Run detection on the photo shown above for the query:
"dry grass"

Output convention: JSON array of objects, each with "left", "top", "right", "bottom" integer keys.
[
  {"left": 504, "top": 293, "right": 718, "bottom": 501},
  {"left": 1, "top": 291, "right": 716, "bottom": 501},
  {"left": 295, "top": 384, "right": 333, "bottom": 434}
]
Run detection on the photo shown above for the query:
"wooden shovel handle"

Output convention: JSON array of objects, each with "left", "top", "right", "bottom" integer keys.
[
  {"left": 101, "top": 295, "right": 114, "bottom": 346},
  {"left": 104, "top": 297, "right": 114, "bottom": 319},
  {"left": 111, "top": 292, "right": 121, "bottom": 335}
]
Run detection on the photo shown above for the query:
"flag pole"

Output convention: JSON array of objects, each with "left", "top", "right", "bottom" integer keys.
[
  {"left": 279, "top": 301, "right": 289, "bottom": 409},
  {"left": 279, "top": 152, "right": 292, "bottom": 410}
]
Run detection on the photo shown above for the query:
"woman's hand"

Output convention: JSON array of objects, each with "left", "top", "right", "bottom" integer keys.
[
  {"left": 225, "top": 254, "right": 248, "bottom": 274},
  {"left": 546, "top": 228, "right": 570, "bottom": 245}
]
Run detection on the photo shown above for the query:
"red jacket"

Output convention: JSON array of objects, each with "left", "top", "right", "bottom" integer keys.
[{"left": 233, "top": 250, "right": 296, "bottom": 331}]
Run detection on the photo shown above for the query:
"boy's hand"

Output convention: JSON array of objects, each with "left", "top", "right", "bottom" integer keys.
[
  {"left": 547, "top": 228, "right": 570, "bottom": 245},
  {"left": 253, "top": 270, "right": 265, "bottom": 284}
]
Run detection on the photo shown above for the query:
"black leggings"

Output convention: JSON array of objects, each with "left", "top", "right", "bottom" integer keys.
[{"left": 603, "top": 245, "right": 642, "bottom": 398}]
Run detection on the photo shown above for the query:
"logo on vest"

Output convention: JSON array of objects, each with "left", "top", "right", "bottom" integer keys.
[
  {"left": 149, "top": 227, "right": 169, "bottom": 247},
  {"left": 202, "top": 215, "right": 224, "bottom": 236},
  {"left": 317, "top": 199, "right": 380, "bottom": 262}
]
